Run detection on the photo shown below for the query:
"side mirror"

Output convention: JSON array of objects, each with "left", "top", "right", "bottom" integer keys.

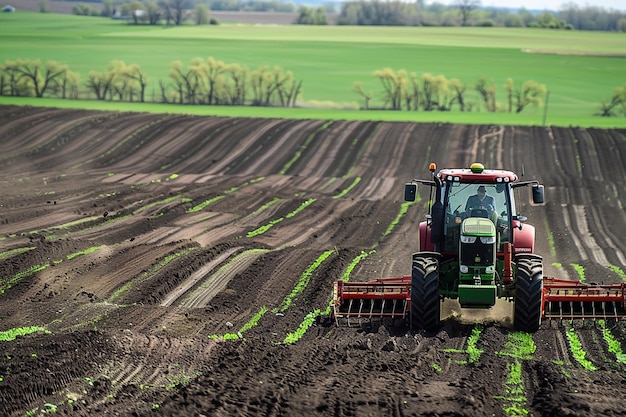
[
  {"left": 532, "top": 184, "right": 544, "bottom": 204},
  {"left": 404, "top": 183, "right": 417, "bottom": 202}
]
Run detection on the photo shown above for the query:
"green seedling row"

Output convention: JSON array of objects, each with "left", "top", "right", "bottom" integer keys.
[
  {"left": 339, "top": 250, "right": 374, "bottom": 283},
  {"left": 598, "top": 320, "right": 626, "bottom": 364},
  {"left": 332, "top": 177, "right": 361, "bottom": 199},
  {"left": 443, "top": 324, "right": 484, "bottom": 364},
  {"left": 278, "top": 121, "right": 334, "bottom": 175},
  {"left": 280, "top": 250, "right": 374, "bottom": 345},
  {"left": 551, "top": 359, "right": 572, "bottom": 378},
  {"left": 384, "top": 201, "right": 415, "bottom": 237},
  {"left": 283, "top": 309, "right": 321, "bottom": 344},
  {"left": 66, "top": 245, "right": 104, "bottom": 261},
  {"left": 0, "top": 326, "right": 48, "bottom": 342},
  {"left": 187, "top": 177, "right": 265, "bottom": 213},
  {"left": 0, "top": 246, "right": 35, "bottom": 261},
  {"left": 210, "top": 306, "right": 269, "bottom": 340},
  {"left": 223, "top": 177, "right": 265, "bottom": 195},
  {"left": 0, "top": 264, "right": 48, "bottom": 294},
  {"left": 50, "top": 216, "right": 101, "bottom": 230},
  {"left": 210, "top": 249, "right": 334, "bottom": 340},
  {"left": 496, "top": 332, "right": 536, "bottom": 360},
  {"left": 109, "top": 247, "right": 199, "bottom": 301},
  {"left": 494, "top": 361, "right": 529, "bottom": 417},
  {"left": 134, "top": 194, "right": 183, "bottom": 213},
  {"left": 565, "top": 327, "right": 597, "bottom": 371},
  {"left": 2, "top": 245, "right": 110, "bottom": 294},
  {"left": 247, "top": 198, "right": 316, "bottom": 237},
  {"left": 570, "top": 263, "right": 586, "bottom": 282},
  {"left": 273, "top": 250, "right": 335, "bottom": 313},
  {"left": 187, "top": 195, "right": 225, "bottom": 213},
  {"left": 246, "top": 197, "right": 282, "bottom": 221},
  {"left": 542, "top": 216, "right": 557, "bottom": 258},
  {"left": 608, "top": 265, "right": 626, "bottom": 281},
  {"left": 494, "top": 332, "right": 534, "bottom": 416}
]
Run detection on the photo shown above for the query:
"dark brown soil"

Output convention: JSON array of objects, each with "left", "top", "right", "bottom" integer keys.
[{"left": 1, "top": 105, "right": 626, "bottom": 416}]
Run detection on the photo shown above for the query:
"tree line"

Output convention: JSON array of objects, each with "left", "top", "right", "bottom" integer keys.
[
  {"left": 1, "top": 58, "right": 624, "bottom": 116},
  {"left": 331, "top": 1, "right": 626, "bottom": 31},
  {"left": 63, "top": 0, "right": 626, "bottom": 31},
  {"left": 0, "top": 58, "right": 302, "bottom": 107},
  {"left": 354, "top": 69, "right": 547, "bottom": 113}
]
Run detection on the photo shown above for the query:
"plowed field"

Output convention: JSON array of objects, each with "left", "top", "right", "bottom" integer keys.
[{"left": 1, "top": 105, "right": 626, "bottom": 417}]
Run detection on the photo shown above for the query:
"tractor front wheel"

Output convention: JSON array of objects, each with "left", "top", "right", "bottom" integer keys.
[
  {"left": 513, "top": 258, "right": 543, "bottom": 332},
  {"left": 410, "top": 254, "right": 441, "bottom": 332}
]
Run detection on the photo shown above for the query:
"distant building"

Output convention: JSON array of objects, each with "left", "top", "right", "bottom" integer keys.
[
  {"left": 3, "top": 5, "right": 16, "bottom": 12},
  {"left": 111, "top": 8, "right": 145, "bottom": 20}
]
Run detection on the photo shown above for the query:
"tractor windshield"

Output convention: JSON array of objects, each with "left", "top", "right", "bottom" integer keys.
[{"left": 442, "top": 183, "right": 511, "bottom": 252}]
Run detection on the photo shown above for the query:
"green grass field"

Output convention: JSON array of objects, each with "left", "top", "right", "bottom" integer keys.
[{"left": 1, "top": 11, "right": 625, "bottom": 127}]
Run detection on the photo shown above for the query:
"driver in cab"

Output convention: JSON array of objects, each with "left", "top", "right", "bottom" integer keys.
[{"left": 465, "top": 185, "right": 496, "bottom": 215}]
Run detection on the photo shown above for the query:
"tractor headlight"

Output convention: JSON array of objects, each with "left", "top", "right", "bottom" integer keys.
[
  {"left": 480, "top": 236, "right": 496, "bottom": 244},
  {"left": 460, "top": 236, "right": 477, "bottom": 244},
  {"left": 485, "top": 265, "right": 495, "bottom": 274},
  {"left": 460, "top": 265, "right": 468, "bottom": 273}
]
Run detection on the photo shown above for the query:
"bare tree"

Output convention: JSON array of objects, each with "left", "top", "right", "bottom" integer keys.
[
  {"left": 505, "top": 79, "right": 547, "bottom": 113},
  {"left": 373, "top": 68, "right": 406, "bottom": 110},
  {"left": 168, "top": 59, "right": 202, "bottom": 104},
  {"left": 353, "top": 82, "right": 372, "bottom": 110},
  {"left": 275, "top": 70, "right": 302, "bottom": 107},
  {"left": 9, "top": 59, "right": 68, "bottom": 98},
  {"left": 432, "top": 74, "right": 450, "bottom": 110},
  {"left": 55, "top": 70, "right": 80, "bottom": 99},
  {"left": 408, "top": 73, "right": 420, "bottom": 110},
  {"left": 169, "top": 0, "right": 186, "bottom": 25},
  {"left": 448, "top": 78, "right": 467, "bottom": 111},
  {"left": 85, "top": 70, "right": 115, "bottom": 100},
  {"left": 225, "top": 64, "right": 248, "bottom": 105},
  {"left": 453, "top": 0, "right": 480, "bottom": 26},
  {"left": 250, "top": 66, "right": 272, "bottom": 106},
  {"left": 599, "top": 84, "right": 626, "bottom": 117},
  {"left": 0, "top": 60, "right": 22, "bottom": 96},
  {"left": 124, "top": 64, "right": 148, "bottom": 102},
  {"left": 144, "top": 0, "right": 162, "bottom": 25},
  {"left": 422, "top": 73, "right": 437, "bottom": 111},
  {"left": 203, "top": 57, "right": 227, "bottom": 105},
  {"left": 158, "top": 0, "right": 174, "bottom": 25},
  {"left": 475, "top": 77, "right": 496, "bottom": 112},
  {"left": 121, "top": 1, "right": 143, "bottom": 24}
]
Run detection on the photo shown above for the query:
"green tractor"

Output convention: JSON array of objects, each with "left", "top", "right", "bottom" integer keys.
[
  {"left": 333, "top": 162, "right": 547, "bottom": 332},
  {"left": 333, "top": 162, "right": 626, "bottom": 331},
  {"left": 404, "top": 162, "right": 546, "bottom": 332}
]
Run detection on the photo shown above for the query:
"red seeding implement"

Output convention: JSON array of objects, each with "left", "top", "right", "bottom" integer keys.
[{"left": 332, "top": 163, "right": 626, "bottom": 332}]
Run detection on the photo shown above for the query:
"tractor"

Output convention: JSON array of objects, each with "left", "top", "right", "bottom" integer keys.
[{"left": 332, "top": 162, "right": 626, "bottom": 332}]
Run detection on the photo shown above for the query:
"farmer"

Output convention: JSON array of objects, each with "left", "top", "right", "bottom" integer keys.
[{"left": 465, "top": 185, "right": 496, "bottom": 215}]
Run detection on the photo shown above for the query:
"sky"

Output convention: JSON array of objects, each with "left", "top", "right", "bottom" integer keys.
[{"left": 431, "top": 0, "right": 626, "bottom": 12}]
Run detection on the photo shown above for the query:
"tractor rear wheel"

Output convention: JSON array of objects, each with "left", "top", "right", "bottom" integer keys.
[
  {"left": 513, "top": 258, "right": 543, "bottom": 332},
  {"left": 410, "top": 254, "right": 440, "bottom": 332}
]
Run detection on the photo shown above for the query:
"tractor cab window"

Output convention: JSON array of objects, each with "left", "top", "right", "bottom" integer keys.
[{"left": 443, "top": 183, "right": 510, "bottom": 251}]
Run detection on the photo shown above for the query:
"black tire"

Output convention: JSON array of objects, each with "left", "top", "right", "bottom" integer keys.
[
  {"left": 513, "top": 259, "right": 543, "bottom": 332},
  {"left": 410, "top": 255, "right": 441, "bottom": 332}
]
